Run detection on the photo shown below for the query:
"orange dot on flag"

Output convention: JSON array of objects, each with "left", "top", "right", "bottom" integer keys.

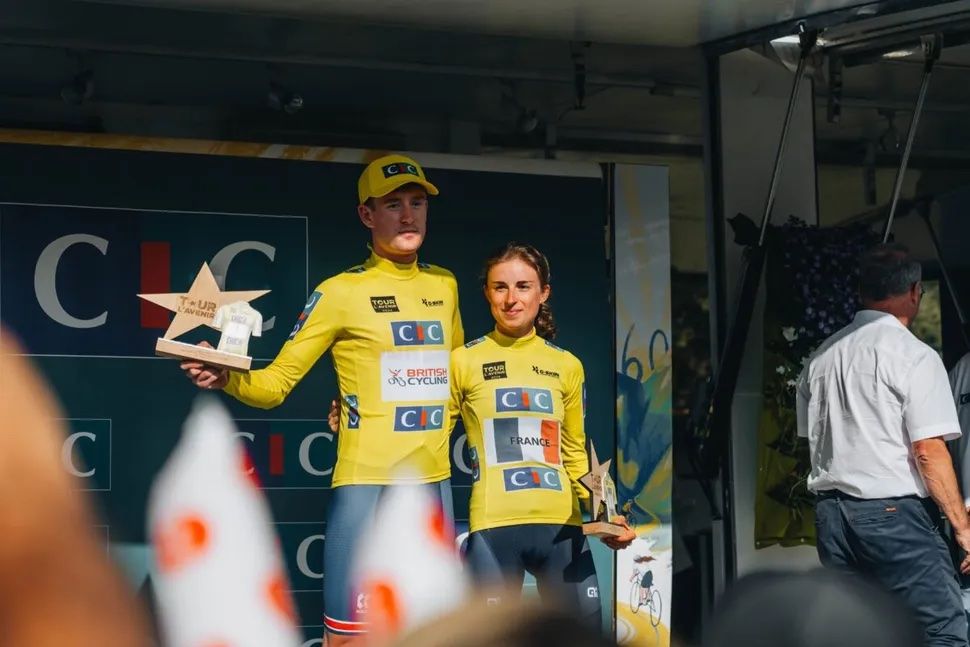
[
  {"left": 266, "top": 571, "right": 296, "bottom": 622},
  {"left": 155, "top": 514, "right": 210, "bottom": 573},
  {"left": 370, "top": 580, "right": 402, "bottom": 634},
  {"left": 427, "top": 502, "right": 451, "bottom": 549}
]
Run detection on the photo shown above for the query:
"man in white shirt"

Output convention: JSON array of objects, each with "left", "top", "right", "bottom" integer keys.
[
  {"left": 948, "top": 351, "right": 970, "bottom": 637},
  {"left": 797, "top": 243, "right": 970, "bottom": 647}
]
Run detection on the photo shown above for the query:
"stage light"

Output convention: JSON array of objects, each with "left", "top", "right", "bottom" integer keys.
[
  {"left": 882, "top": 48, "right": 916, "bottom": 59},
  {"left": 517, "top": 108, "right": 539, "bottom": 134},
  {"left": 267, "top": 82, "right": 303, "bottom": 114},
  {"left": 60, "top": 70, "right": 94, "bottom": 106}
]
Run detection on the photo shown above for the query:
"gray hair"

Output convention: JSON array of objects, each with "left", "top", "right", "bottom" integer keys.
[{"left": 858, "top": 243, "right": 921, "bottom": 301}]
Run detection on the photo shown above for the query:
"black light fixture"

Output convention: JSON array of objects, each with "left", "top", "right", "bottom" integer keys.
[
  {"left": 267, "top": 81, "right": 303, "bottom": 114},
  {"left": 570, "top": 41, "right": 590, "bottom": 111},
  {"left": 516, "top": 108, "right": 540, "bottom": 134},
  {"left": 60, "top": 69, "right": 94, "bottom": 106},
  {"left": 500, "top": 83, "right": 540, "bottom": 135}
]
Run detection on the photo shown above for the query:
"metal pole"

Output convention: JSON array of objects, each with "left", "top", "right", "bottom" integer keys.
[
  {"left": 758, "top": 28, "right": 817, "bottom": 247},
  {"left": 919, "top": 206, "right": 970, "bottom": 350},
  {"left": 882, "top": 34, "right": 943, "bottom": 243}
]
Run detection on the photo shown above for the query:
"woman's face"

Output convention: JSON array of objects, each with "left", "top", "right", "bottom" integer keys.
[{"left": 484, "top": 257, "right": 549, "bottom": 338}]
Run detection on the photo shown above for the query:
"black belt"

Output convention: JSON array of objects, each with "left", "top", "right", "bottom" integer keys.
[{"left": 815, "top": 489, "right": 925, "bottom": 503}]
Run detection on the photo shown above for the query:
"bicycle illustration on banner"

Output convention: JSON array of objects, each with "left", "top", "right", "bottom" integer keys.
[{"left": 629, "top": 555, "right": 662, "bottom": 627}]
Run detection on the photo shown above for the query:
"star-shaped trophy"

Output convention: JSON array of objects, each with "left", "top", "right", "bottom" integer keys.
[
  {"left": 579, "top": 442, "right": 627, "bottom": 538},
  {"left": 138, "top": 263, "right": 269, "bottom": 372}
]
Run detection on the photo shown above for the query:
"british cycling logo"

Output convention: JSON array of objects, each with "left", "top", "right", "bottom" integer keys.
[
  {"left": 380, "top": 350, "right": 450, "bottom": 402},
  {"left": 390, "top": 320, "right": 444, "bottom": 346},
  {"left": 386, "top": 367, "right": 448, "bottom": 388}
]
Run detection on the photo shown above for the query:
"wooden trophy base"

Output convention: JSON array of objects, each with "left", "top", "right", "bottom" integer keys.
[
  {"left": 582, "top": 519, "right": 629, "bottom": 539},
  {"left": 155, "top": 338, "right": 252, "bottom": 372}
]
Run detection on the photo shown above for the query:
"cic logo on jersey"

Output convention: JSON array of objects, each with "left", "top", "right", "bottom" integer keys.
[
  {"left": 503, "top": 467, "right": 562, "bottom": 492},
  {"left": 390, "top": 321, "right": 444, "bottom": 346},
  {"left": 495, "top": 387, "right": 553, "bottom": 413},
  {"left": 394, "top": 406, "right": 445, "bottom": 431}
]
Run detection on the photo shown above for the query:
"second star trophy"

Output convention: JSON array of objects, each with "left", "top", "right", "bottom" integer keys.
[
  {"left": 137, "top": 262, "right": 269, "bottom": 372},
  {"left": 580, "top": 443, "right": 628, "bottom": 538}
]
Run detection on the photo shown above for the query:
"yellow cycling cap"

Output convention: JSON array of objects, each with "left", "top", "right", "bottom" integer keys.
[{"left": 357, "top": 154, "right": 440, "bottom": 204}]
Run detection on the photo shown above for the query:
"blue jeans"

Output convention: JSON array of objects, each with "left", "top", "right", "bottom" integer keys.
[
  {"left": 962, "top": 586, "right": 970, "bottom": 643},
  {"left": 815, "top": 491, "right": 968, "bottom": 647}
]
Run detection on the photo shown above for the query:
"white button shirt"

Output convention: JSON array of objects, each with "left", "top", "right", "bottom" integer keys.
[
  {"left": 796, "top": 309, "right": 961, "bottom": 498},
  {"left": 948, "top": 352, "right": 970, "bottom": 506}
]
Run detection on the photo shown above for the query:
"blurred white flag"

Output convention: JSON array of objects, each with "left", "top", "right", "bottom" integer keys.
[
  {"left": 352, "top": 483, "right": 469, "bottom": 644},
  {"left": 147, "top": 397, "right": 301, "bottom": 647}
]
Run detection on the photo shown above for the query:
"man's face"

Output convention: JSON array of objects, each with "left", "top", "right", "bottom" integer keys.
[{"left": 358, "top": 185, "right": 428, "bottom": 260}]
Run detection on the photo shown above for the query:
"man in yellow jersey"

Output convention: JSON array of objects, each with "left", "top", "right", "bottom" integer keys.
[{"left": 181, "top": 154, "right": 463, "bottom": 646}]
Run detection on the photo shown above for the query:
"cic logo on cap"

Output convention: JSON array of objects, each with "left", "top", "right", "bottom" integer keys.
[{"left": 382, "top": 163, "right": 420, "bottom": 178}]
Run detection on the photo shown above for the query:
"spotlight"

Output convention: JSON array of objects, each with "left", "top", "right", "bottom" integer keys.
[
  {"left": 60, "top": 70, "right": 94, "bottom": 106},
  {"left": 882, "top": 48, "right": 917, "bottom": 59},
  {"left": 267, "top": 82, "right": 303, "bottom": 114},
  {"left": 516, "top": 108, "right": 539, "bottom": 134}
]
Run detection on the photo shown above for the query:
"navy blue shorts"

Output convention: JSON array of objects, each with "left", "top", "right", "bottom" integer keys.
[
  {"left": 463, "top": 523, "right": 600, "bottom": 626},
  {"left": 322, "top": 480, "right": 453, "bottom": 636}
]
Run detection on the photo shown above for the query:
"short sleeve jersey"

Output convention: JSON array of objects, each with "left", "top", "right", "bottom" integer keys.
[
  {"left": 449, "top": 328, "right": 589, "bottom": 531},
  {"left": 224, "top": 251, "right": 464, "bottom": 486}
]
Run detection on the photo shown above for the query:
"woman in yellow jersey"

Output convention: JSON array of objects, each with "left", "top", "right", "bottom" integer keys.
[{"left": 449, "top": 242, "right": 632, "bottom": 625}]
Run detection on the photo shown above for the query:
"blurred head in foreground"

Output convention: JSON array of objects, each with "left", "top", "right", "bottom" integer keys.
[
  {"left": 0, "top": 332, "right": 150, "bottom": 646},
  {"left": 383, "top": 593, "right": 616, "bottom": 647},
  {"left": 703, "top": 569, "right": 923, "bottom": 647}
]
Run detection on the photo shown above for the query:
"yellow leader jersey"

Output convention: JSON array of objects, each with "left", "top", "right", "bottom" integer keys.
[
  {"left": 449, "top": 328, "right": 589, "bottom": 532},
  {"left": 225, "top": 251, "right": 463, "bottom": 487}
]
